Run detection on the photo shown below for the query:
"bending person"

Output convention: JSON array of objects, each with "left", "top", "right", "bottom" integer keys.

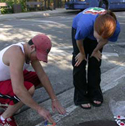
[{"left": 72, "top": 7, "right": 120, "bottom": 109}]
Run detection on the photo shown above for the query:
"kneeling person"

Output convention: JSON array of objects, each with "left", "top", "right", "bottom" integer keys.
[{"left": 0, "top": 34, "right": 66, "bottom": 126}]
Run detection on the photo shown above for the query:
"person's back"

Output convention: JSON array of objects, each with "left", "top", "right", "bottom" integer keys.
[
  {"left": 0, "top": 42, "right": 29, "bottom": 81},
  {"left": 71, "top": 7, "right": 120, "bottom": 109}
]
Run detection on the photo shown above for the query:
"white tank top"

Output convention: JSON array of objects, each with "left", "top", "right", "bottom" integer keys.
[{"left": 0, "top": 42, "right": 29, "bottom": 81}]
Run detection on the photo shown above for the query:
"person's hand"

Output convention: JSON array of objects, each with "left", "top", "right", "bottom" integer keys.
[
  {"left": 75, "top": 53, "right": 86, "bottom": 67},
  {"left": 51, "top": 99, "right": 66, "bottom": 115},
  {"left": 37, "top": 107, "right": 55, "bottom": 124},
  {"left": 91, "top": 50, "right": 102, "bottom": 61}
]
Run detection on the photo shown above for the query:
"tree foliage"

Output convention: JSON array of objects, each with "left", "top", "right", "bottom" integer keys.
[
  {"left": 0, "top": 0, "right": 22, "bottom": 4},
  {"left": 0, "top": 0, "right": 27, "bottom": 6},
  {"left": 0, "top": 0, "right": 27, "bottom": 13}
]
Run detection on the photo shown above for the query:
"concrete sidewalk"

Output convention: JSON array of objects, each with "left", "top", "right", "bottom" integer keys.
[
  {"left": 0, "top": 8, "right": 74, "bottom": 21},
  {"left": 12, "top": 52, "right": 125, "bottom": 126},
  {"left": 37, "top": 60, "right": 125, "bottom": 126}
]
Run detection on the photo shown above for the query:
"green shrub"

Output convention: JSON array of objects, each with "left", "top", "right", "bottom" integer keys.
[
  {"left": 0, "top": 7, "right": 13, "bottom": 14},
  {"left": 20, "top": 1, "right": 27, "bottom": 12},
  {"left": 0, "top": 8, "right": 7, "bottom": 14},
  {"left": 0, "top": 0, "right": 27, "bottom": 13}
]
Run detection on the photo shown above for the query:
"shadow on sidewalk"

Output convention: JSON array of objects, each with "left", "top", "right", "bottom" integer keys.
[{"left": 75, "top": 120, "right": 117, "bottom": 126}]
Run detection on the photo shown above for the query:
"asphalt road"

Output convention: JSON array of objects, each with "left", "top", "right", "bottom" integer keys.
[
  {"left": 0, "top": 9, "right": 125, "bottom": 126},
  {"left": 0, "top": 10, "right": 125, "bottom": 119},
  {"left": 0, "top": 12, "right": 75, "bottom": 105}
]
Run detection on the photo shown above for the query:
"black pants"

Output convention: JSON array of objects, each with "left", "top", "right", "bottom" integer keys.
[{"left": 72, "top": 28, "right": 103, "bottom": 105}]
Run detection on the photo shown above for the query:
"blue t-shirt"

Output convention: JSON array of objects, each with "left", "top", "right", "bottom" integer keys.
[{"left": 72, "top": 7, "right": 120, "bottom": 42}]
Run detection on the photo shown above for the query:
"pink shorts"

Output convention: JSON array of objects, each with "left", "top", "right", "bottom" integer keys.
[{"left": 0, "top": 70, "right": 40, "bottom": 107}]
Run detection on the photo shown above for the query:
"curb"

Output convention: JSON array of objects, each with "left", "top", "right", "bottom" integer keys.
[{"left": 0, "top": 9, "right": 76, "bottom": 21}]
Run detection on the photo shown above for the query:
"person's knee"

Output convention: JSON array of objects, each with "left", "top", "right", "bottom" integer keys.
[
  {"left": 73, "top": 58, "right": 87, "bottom": 68},
  {"left": 28, "top": 85, "right": 35, "bottom": 96},
  {"left": 35, "top": 84, "right": 42, "bottom": 89},
  {"left": 89, "top": 56, "right": 101, "bottom": 68}
]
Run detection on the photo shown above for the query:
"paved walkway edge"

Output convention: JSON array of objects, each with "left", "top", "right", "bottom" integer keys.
[
  {"left": 14, "top": 62, "right": 125, "bottom": 126},
  {"left": 0, "top": 9, "right": 75, "bottom": 21}
]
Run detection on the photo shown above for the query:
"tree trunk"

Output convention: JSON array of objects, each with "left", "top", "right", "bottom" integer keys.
[{"left": 53, "top": 0, "right": 56, "bottom": 9}]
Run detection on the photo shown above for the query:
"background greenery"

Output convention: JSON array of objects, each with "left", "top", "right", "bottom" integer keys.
[
  {"left": 0, "top": 0, "right": 65, "bottom": 14},
  {"left": 0, "top": 0, "right": 27, "bottom": 14}
]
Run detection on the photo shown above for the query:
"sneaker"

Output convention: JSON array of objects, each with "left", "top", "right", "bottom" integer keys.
[{"left": 0, "top": 116, "right": 17, "bottom": 126}]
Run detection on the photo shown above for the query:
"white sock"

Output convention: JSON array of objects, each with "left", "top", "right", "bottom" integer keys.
[{"left": 1, "top": 115, "right": 5, "bottom": 121}]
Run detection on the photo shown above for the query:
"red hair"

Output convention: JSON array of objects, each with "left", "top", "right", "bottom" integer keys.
[{"left": 94, "top": 10, "right": 117, "bottom": 39}]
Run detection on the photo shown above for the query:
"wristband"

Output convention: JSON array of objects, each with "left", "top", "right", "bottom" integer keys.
[{"left": 51, "top": 99, "right": 58, "bottom": 102}]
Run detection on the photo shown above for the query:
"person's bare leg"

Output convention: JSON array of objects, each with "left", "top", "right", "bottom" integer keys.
[{"left": 1, "top": 85, "right": 35, "bottom": 119}]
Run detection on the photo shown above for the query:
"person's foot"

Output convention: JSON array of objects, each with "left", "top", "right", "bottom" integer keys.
[
  {"left": 92, "top": 100, "right": 102, "bottom": 107},
  {"left": 94, "top": 100, "right": 101, "bottom": 104},
  {"left": 80, "top": 103, "right": 91, "bottom": 109},
  {"left": 0, "top": 115, "right": 17, "bottom": 126}
]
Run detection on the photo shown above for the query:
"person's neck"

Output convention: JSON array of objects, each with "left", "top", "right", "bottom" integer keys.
[
  {"left": 23, "top": 43, "right": 31, "bottom": 64},
  {"left": 25, "top": 57, "right": 31, "bottom": 64}
]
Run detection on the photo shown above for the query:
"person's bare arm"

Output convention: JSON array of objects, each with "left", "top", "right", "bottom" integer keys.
[
  {"left": 75, "top": 40, "right": 86, "bottom": 66},
  {"left": 32, "top": 60, "right": 57, "bottom": 100},
  {"left": 91, "top": 39, "right": 108, "bottom": 61},
  {"left": 31, "top": 60, "right": 66, "bottom": 114},
  {"left": 76, "top": 40, "right": 85, "bottom": 55},
  {"left": 93, "top": 39, "right": 108, "bottom": 52},
  {"left": 8, "top": 46, "right": 55, "bottom": 123}
]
